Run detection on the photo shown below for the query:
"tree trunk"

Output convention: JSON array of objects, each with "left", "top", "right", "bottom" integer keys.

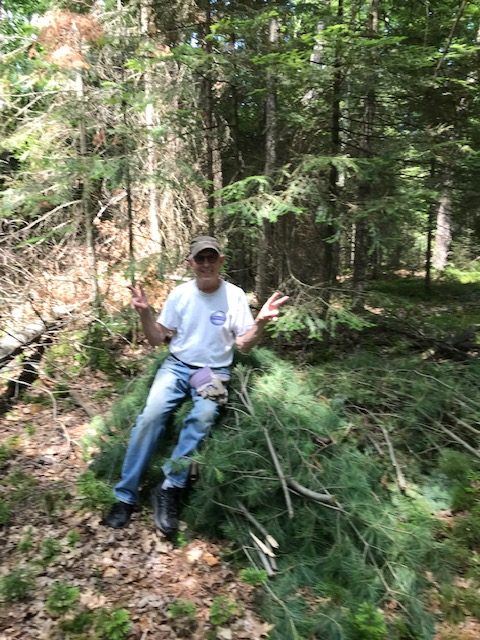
[
  {"left": 302, "top": 12, "right": 342, "bottom": 292},
  {"left": 432, "top": 188, "right": 452, "bottom": 271},
  {"left": 229, "top": 33, "right": 245, "bottom": 182},
  {"left": 353, "top": 0, "right": 379, "bottom": 308},
  {"left": 200, "top": 0, "right": 218, "bottom": 235},
  {"left": 256, "top": 16, "right": 279, "bottom": 303},
  {"left": 75, "top": 70, "right": 101, "bottom": 313},
  {"left": 123, "top": 97, "right": 135, "bottom": 283},
  {"left": 425, "top": 158, "right": 436, "bottom": 292},
  {"left": 325, "top": 0, "right": 344, "bottom": 289},
  {"left": 140, "top": 0, "right": 160, "bottom": 247}
]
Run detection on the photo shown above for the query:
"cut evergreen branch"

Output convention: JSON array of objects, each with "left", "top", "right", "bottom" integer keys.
[{"left": 285, "top": 477, "right": 337, "bottom": 505}]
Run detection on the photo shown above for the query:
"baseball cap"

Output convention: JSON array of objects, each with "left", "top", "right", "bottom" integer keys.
[{"left": 189, "top": 235, "right": 221, "bottom": 258}]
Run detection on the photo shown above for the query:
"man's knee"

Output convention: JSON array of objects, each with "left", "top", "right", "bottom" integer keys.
[
  {"left": 131, "top": 411, "right": 163, "bottom": 441},
  {"left": 194, "top": 400, "right": 220, "bottom": 427}
]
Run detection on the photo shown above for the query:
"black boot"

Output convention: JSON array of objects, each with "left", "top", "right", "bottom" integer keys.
[
  {"left": 152, "top": 486, "right": 181, "bottom": 537},
  {"left": 102, "top": 501, "right": 134, "bottom": 528}
]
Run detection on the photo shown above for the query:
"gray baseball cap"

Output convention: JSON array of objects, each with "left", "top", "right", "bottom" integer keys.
[{"left": 189, "top": 235, "right": 221, "bottom": 258}]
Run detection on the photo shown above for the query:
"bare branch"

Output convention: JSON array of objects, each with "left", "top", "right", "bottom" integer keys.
[
  {"left": 237, "top": 501, "right": 279, "bottom": 548},
  {"left": 378, "top": 423, "right": 407, "bottom": 493},
  {"left": 438, "top": 424, "right": 480, "bottom": 459},
  {"left": 263, "top": 426, "right": 294, "bottom": 519},
  {"left": 0, "top": 200, "right": 81, "bottom": 243},
  {"left": 286, "top": 477, "right": 336, "bottom": 505}
]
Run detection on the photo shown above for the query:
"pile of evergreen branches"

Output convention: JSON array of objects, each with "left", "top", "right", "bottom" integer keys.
[
  {"left": 89, "top": 345, "right": 480, "bottom": 639},
  {"left": 184, "top": 350, "right": 445, "bottom": 639}
]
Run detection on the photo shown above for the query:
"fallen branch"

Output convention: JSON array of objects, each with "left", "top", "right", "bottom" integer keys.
[
  {"left": 237, "top": 502, "right": 279, "bottom": 549},
  {"left": 438, "top": 425, "right": 480, "bottom": 460},
  {"left": 243, "top": 545, "right": 275, "bottom": 585},
  {"left": 249, "top": 538, "right": 276, "bottom": 577},
  {"left": 447, "top": 413, "right": 480, "bottom": 438},
  {"left": 0, "top": 372, "right": 72, "bottom": 450},
  {"left": 249, "top": 531, "right": 275, "bottom": 558},
  {"left": 237, "top": 503, "right": 278, "bottom": 570},
  {"left": 372, "top": 317, "right": 479, "bottom": 361},
  {"left": 0, "top": 339, "right": 51, "bottom": 414},
  {"left": 366, "top": 432, "right": 385, "bottom": 457},
  {"left": 0, "top": 305, "right": 73, "bottom": 369},
  {"left": 235, "top": 368, "right": 255, "bottom": 416},
  {"left": 64, "top": 386, "right": 98, "bottom": 419},
  {"left": 0, "top": 322, "right": 48, "bottom": 368},
  {"left": 378, "top": 423, "right": 407, "bottom": 493},
  {"left": 263, "top": 426, "right": 294, "bottom": 519},
  {"left": 286, "top": 477, "right": 336, "bottom": 505},
  {"left": 0, "top": 199, "right": 81, "bottom": 241}
]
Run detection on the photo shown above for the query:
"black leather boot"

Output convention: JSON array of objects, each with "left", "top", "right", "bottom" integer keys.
[
  {"left": 102, "top": 501, "right": 134, "bottom": 528},
  {"left": 152, "top": 487, "right": 181, "bottom": 537}
]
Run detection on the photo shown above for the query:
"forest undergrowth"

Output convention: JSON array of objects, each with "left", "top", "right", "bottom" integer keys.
[{"left": 2, "top": 276, "right": 480, "bottom": 640}]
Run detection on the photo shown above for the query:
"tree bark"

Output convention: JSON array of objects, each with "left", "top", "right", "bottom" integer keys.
[
  {"left": 353, "top": 0, "right": 379, "bottom": 308},
  {"left": 75, "top": 70, "right": 101, "bottom": 313},
  {"left": 121, "top": 48, "right": 135, "bottom": 283},
  {"left": 432, "top": 188, "right": 452, "bottom": 271},
  {"left": 325, "top": 0, "right": 344, "bottom": 289},
  {"left": 140, "top": 0, "right": 160, "bottom": 247},
  {"left": 229, "top": 33, "right": 245, "bottom": 182},
  {"left": 256, "top": 16, "right": 279, "bottom": 303},
  {"left": 425, "top": 158, "right": 436, "bottom": 292},
  {"left": 199, "top": 0, "right": 222, "bottom": 235}
]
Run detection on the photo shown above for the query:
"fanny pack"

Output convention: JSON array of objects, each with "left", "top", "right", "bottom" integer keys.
[{"left": 189, "top": 366, "right": 230, "bottom": 405}]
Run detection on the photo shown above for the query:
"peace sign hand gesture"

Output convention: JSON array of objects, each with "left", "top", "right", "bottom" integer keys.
[
  {"left": 256, "top": 291, "right": 290, "bottom": 324},
  {"left": 127, "top": 283, "right": 150, "bottom": 314}
]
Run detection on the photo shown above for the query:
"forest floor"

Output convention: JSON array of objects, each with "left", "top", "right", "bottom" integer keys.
[
  {"left": 2, "top": 347, "right": 480, "bottom": 640},
  {"left": 2, "top": 275, "right": 480, "bottom": 640},
  {"left": 0, "top": 368, "right": 272, "bottom": 640}
]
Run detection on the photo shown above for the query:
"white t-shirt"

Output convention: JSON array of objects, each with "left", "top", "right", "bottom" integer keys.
[{"left": 158, "top": 279, "right": 254, "bottom": 368}]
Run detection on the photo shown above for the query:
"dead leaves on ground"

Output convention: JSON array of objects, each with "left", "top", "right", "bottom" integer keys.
[{"left": 0, "top": 388, "right": 272, "bottom": 640}]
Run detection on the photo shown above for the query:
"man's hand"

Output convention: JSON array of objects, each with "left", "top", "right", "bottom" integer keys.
[
  {"left": 128, "top": 283, "right": 168, "bottom": 346},
  {"left": 235, "top": 291, "right": 289, "bottom": 353},
  {"left": 256, "top": 291, "right": 290, "bottom": 324},
  {"left": 128, "top": 284, "right": 150, "bottom": 314}
]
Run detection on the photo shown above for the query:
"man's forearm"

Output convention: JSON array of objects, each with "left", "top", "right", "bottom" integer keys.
[
  {"left": 138, "top": 308, "right": 167, "bottom": 346},
  {"left": 235, "top": 319, "right": 268, "bottom": 353}
]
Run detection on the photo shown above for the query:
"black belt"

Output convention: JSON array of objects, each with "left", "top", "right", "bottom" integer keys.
[{"left": 169, "top": 353, "right": 203, "bottom": 369}]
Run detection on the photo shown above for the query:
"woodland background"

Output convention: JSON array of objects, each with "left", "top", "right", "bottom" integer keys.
[{"left": 1, "top": 1, "right": 480, "bottom": 640}]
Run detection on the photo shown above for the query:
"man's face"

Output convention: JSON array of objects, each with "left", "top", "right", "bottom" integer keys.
[{"left": 189, "top": 249, "right": 224, "bottom": 290}]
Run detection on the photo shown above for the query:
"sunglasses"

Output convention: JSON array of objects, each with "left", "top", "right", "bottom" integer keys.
[{"left": 193, "top": 253, "right": 219, "bottom": 264}]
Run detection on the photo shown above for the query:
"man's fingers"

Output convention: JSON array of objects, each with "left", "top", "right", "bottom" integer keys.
[
  {"left": 267, "top": 296, "right": 289, "bottom": 310},
  {"left": 127, "top": 283, "right": 146, "bottom": 299},
  {"left": 266, "top": 291, "right": 289, "bottom": 306},
  {"left": 266, "top": 291, "right": 281, "bottom": 303},
  {"left": 273, "top": 295, "right": 289, "bottom": 307}
]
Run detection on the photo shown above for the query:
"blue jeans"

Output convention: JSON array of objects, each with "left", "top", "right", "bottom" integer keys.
[{"left": 114, "top": 356, "right": 229, "bottom": 505}]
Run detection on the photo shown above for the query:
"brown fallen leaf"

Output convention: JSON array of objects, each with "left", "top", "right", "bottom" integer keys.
[
  {"left": 186, "top": 544, "right": 203, "bottom": 564},
  {"left": 203, "top": 551, "right": 220, "bottom": 567},
  {"left": 29, "top": 404, "right": 43, "bottom": 414},
  {"left": 79, "top": 589, "right": 107, "bottom": 609},
  {"left": 241, "top": 610, "right": 275, "bottom": 639}
]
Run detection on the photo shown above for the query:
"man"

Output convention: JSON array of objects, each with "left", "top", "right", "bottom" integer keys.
[{"left": 103, "top": 235, "right": 288, "bottom": 535}]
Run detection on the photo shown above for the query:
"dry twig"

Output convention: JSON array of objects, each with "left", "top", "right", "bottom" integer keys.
[
  {"left": 438, "top": 424, "right": 480, "bottom": 460},
  {"left": 263, "top": 426, "right": 294, "bottom": 519},
  {"left": 237, "top": 502, "right": 279, "bottom": 548},
  {"left": 378, "top": 423, "right": 407, "bottom": 493},
  {"left": 286, "top": 477, "right": 336, "bottom": 505}
]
